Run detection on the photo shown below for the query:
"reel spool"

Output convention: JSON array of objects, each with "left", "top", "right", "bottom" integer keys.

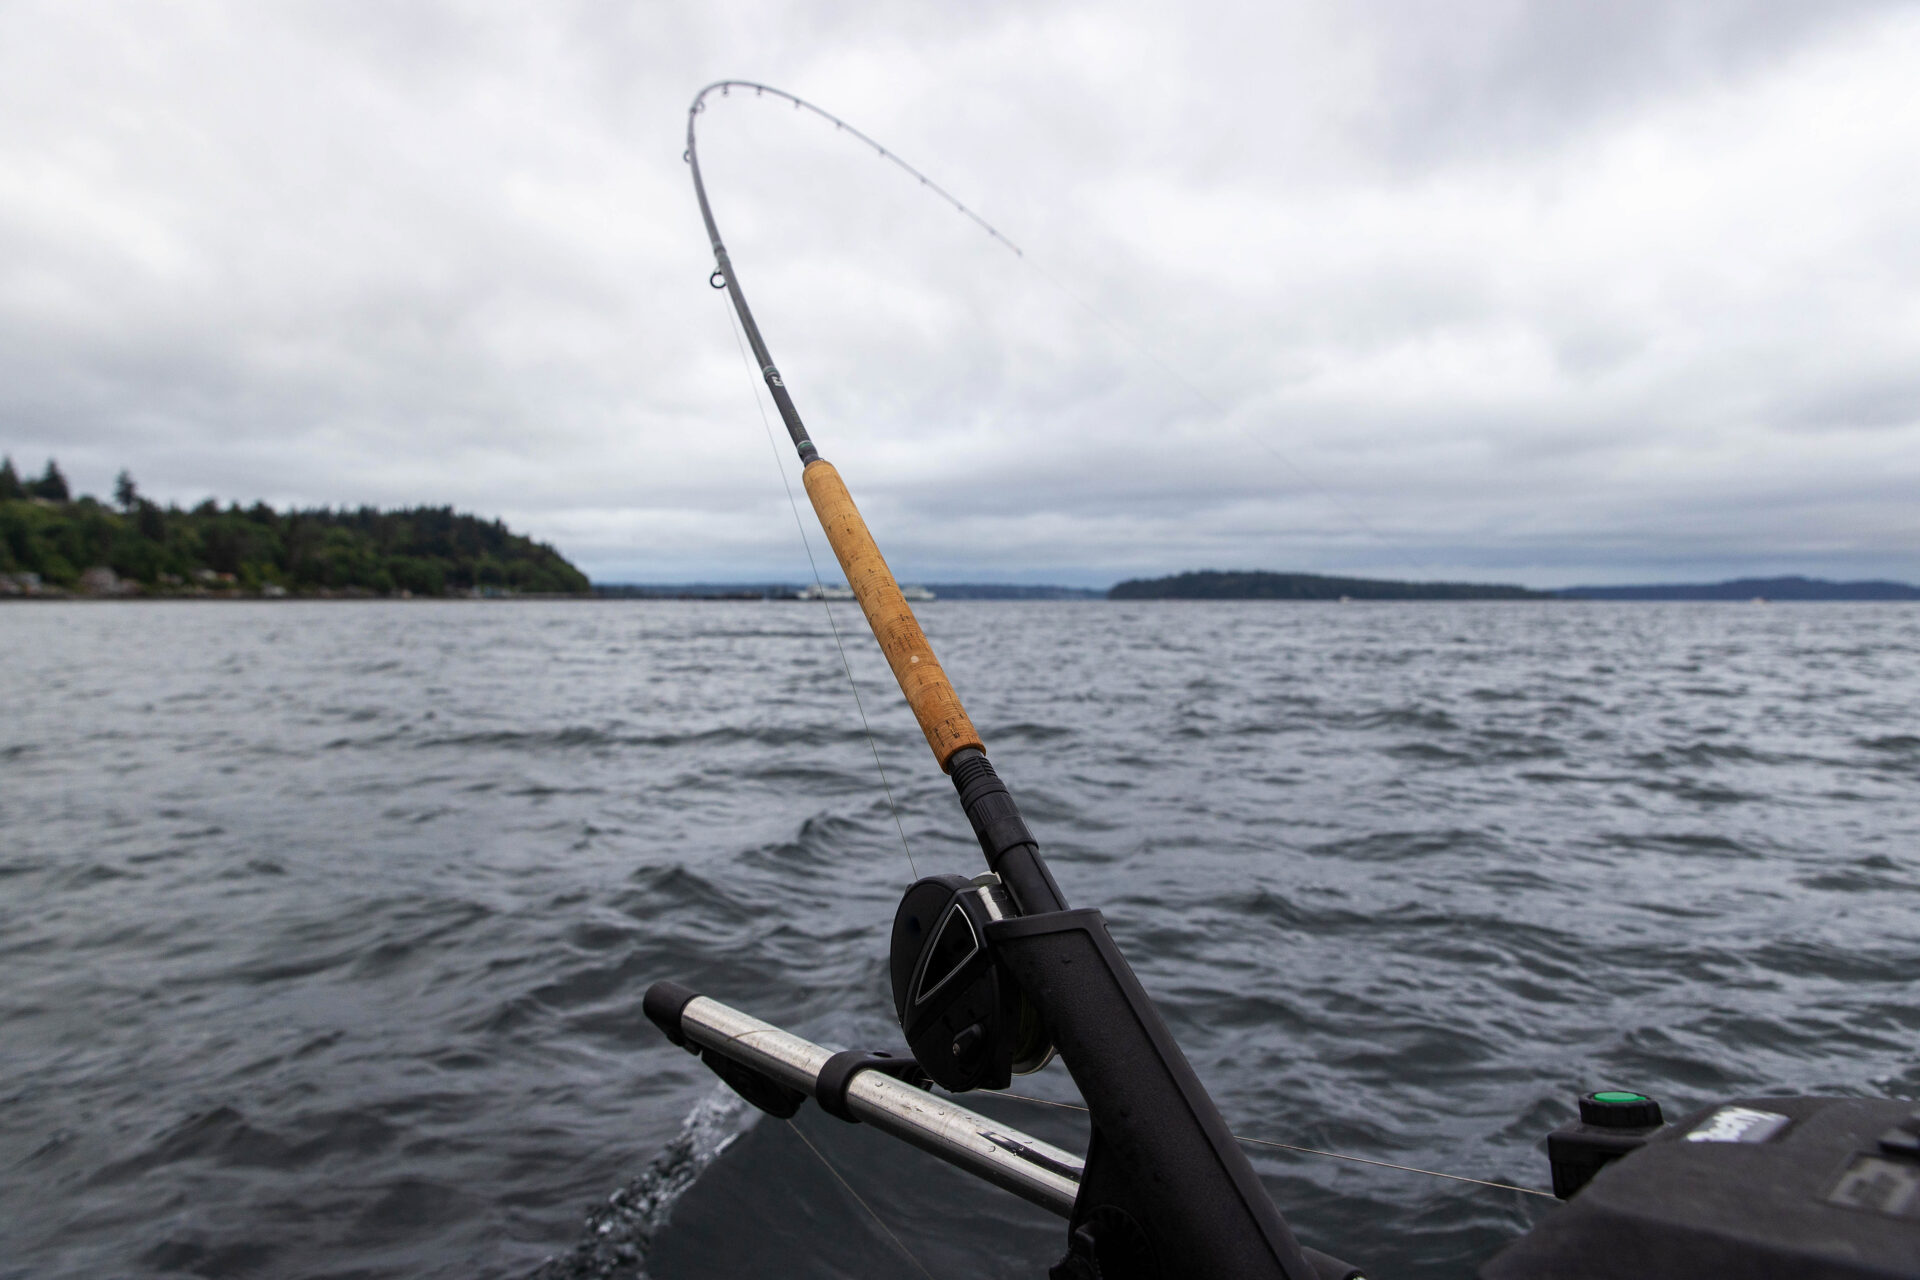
[{"left": 890, "top": 873, "right": 1054, "bottom": 1092}]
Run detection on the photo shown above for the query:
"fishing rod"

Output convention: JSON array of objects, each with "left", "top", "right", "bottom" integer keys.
[
  {"left": 646, "top": 81, "right": 1920, "bottom": 1280},
  {"left": 684, "top": 80, "right": 1062, "bottom": 918},
  {"left": 674, "top": 78, "right": 1334, "bottom": 1280}
]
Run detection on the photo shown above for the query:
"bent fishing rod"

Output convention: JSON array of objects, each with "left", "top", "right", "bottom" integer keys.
[
  {"left": 644, "top": 82, "right": 1919, "bottom": 1280},
  {"left": 660, "top": 79, "right": 1339, "bottom": 1280}
]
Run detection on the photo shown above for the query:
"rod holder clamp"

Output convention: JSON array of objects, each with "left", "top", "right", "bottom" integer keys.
[{"left": 815, "top": 1049, "right": 930, "bottom": 1122}]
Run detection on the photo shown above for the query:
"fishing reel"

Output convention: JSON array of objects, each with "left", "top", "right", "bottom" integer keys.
[{"left": 889, "top": 873, "right": 1054, "bottom": 1092}]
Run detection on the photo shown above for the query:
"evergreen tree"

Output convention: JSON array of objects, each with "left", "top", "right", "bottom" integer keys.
[
  {"left": 114, "top": 470, "right": 140, "bottom": 511},
  {"left": 31, "top": 459, "right": 70, "bottom": 502},
  {"left": 0, "top": 456, "right": 21, "bottom": 500}
]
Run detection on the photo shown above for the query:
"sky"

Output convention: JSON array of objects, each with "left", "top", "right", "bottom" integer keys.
[{"left": 2, "top": 0, "right": 1916, "bottom": 588}]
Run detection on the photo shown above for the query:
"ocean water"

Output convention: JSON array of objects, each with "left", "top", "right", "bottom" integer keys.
[{"left": 2, "top": 599, "right": 1917, "bottom": 1280}]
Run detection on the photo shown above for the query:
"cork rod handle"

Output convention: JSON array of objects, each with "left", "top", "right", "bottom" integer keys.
[{"left": 802, "top": 459, "right": 984, "bottom": 770}]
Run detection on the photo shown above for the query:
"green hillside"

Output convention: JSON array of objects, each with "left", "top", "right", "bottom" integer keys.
[{"left": 0, "top": 458, "right": 589, "bottom": 597}]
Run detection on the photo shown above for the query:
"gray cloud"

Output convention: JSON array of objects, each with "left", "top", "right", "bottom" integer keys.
[{"left": 2, "top": 0, "right": 1915, "bottom": 588}]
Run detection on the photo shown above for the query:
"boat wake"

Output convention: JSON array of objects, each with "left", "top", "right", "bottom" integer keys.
[{"left": 530, "top": 1085, "right": 755, "bottom": 1280}]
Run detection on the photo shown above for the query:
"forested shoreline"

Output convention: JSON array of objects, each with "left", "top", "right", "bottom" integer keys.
[{"left": 0, "top": 458, "right": 589, "bottom": 597}]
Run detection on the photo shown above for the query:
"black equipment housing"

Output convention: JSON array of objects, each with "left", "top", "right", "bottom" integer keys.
[
  {"left": 1547, "top": 1091, "right": 1667, "bottom": 1198},
  {"left": 1486, "top": 1095, "right": 1920, "bottom": 1279}
]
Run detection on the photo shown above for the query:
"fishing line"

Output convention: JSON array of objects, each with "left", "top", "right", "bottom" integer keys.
[
  {"left": 721, "top": 293, "right": 920, "bottom": 881},
  {"left": 1234, "top": 1132, "right": 1556, "bottom": 1200},
  {"left": 693, "top": 80, "right": 1407, "bottom": 570},
  {"left": 987, "top": 1091, "right": 1554, "bottom": 1199},
  {"left": 786, "top": 1119, "right": 940, "bottom": 1280},
  {"left": 694, "top": 81, "right": 1024, "bottom": 258}
]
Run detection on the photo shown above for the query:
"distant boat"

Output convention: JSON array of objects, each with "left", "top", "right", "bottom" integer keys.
[
  {"left": 900, "top": 584, "right": 936, "bottom": 602},
  {"left": 796, "top": 582, "right": 855, "bottom": 601}
]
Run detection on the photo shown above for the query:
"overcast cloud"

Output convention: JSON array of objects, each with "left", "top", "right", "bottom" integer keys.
[{"left": 2, "top": 0, "right": 1915, "bottom": 587}]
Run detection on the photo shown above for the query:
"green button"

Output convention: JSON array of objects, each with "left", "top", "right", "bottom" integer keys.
[{"left": 1594, "top": 1091, "right": 1648, "bottom": 1103}]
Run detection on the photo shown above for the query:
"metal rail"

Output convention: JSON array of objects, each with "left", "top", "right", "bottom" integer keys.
[{"left": 678, "top": 995, "right": 1083, "bottom": 1216}]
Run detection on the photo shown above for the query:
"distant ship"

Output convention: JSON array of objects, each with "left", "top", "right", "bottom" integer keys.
[{"left": 798, "top": 582, "right": 935, "bottom": 602}]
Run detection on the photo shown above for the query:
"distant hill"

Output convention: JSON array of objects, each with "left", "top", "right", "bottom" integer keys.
[
  {"left": 1109, "top": 570, "right": 1548, "bottom": 601},
  {"left": 0, "top": 459, "right": 588, "bottom": 598},
  {"left": 921, "top": 583, "right": 1103, "bottom": 600},
  {"left": 1558, "top": 576, "right": 1920, "bottom": 601}
]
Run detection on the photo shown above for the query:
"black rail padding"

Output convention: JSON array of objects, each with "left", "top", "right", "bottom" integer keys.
[
  {"left": 814, "top": 1049, "right": 930, "bottom": 1122},
  {"left": 947, "top": 748, "right": 1067, "bottom": 916},
  {"left": 990, "top": 909, "right": 1319, "bottom": 1280},
  {"left": 643, "top": 980, "right": 700, "bottom": 1049},
  {"left": 1485, "top": 1095, "right": 1920, "bottom": 1279},
  {"left": 1300, "top": 1247, "right": 1366, "bottom": 1280}
]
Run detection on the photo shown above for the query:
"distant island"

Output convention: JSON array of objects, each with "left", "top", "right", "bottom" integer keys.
[
  {"left": 1557, "top": 576, "right": 1920, "bottom": 601},
  {"left": 0, "top": 457, "right": 589, "bottom": 598},
  {"left": 1109, "top": 570, "right": 1549, "bottom": 601},
  {"left": 918, "top": 583, "right": 1104, "bottom": 600},
  {"left": 1109, "top": 570, "right": 1919, "bottom": 602}
]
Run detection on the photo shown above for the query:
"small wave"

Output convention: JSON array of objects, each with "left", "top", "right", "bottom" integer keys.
[
  {"left": 1384, "top": 742, "right": 1474, "bottom": 763},
  {"left": 1307, "top": 828, "right": 1504, "bottom": 863},
  {"left": 1352, "top": 707, "right": 1460, "bottom": 733},
  {"left": 1603, "top": 831, "right": 1758, "bottom": 860},
  {"left": 139, "top": 1236, "right": 278, "bottom": 1276},
  {"left": 1796, "top": 863, "right": 1919, "bottom": 893},
  {"left": 1634, "top": 741, "right": 1813, "bottom": 770},
  {"left": 57, "top": 862, "right": 140, "bottom": 888},
  {"left": 994, "top": 720, "right": 1076, "bottom": 744},
  {"left": 1750, "top": 938, "right": 1920, "bottom": 985},
  {"left": 409, "top": 724, "right": 876, "bottom": 755},
  {"left": 531, "top": 1085, "right": 752, "bottom": 1280},
  {"left": 1637, "top": 778, "right": 1760, "bottom": 804},
  {"left": 90, "top": 1106, "right": 293, "bottom": 1185},
  {"left": 614, "top": 863, "right": 760, "bottom": 927},
  {"left": 733, "top": 812, "right": 891, "bottom": 874}
]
